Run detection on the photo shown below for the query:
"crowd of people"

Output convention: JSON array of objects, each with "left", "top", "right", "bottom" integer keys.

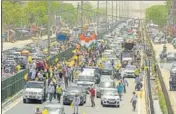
[{"left": 33, "top": 40, "right": 145, "bottom": 114}]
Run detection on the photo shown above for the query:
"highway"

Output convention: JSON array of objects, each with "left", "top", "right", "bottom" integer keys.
[
  {"left": 3, "top": 79, "right": 145, "bottom": 114},
  {"left": 152, "top": 42, "right": 176, "bottom": 113}
]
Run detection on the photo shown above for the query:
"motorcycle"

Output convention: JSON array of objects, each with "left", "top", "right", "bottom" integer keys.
[{"left": 135, "top": 82, "right": 143, "bottom": 91}]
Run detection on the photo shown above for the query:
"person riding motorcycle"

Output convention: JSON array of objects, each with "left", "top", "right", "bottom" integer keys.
[
  {"left": 162, "top": 45, "right": 167, "bottom": 53},
  {"left": 135, "top": 75, "right": 143, "bottom": 91},
  {"left": 160, "top": 45, "right": 167, "bottom": 59}
]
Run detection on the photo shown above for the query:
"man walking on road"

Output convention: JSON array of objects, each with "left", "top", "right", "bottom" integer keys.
[
  {"left": 48, "top": 82, "right": 55, "bottom": 102},
  {"left": 89, "top": 87, "right": 95, "bottom": 107},
  {"left": 117, "top": 82, "right": 123, "bottom": 101},
  {"left": 130, "top": 92, "right": 138, "bottom": 111},
  {"left": 56, "top": 85, "right": 62, "bottom": 103},
  {"left": 122, "top": 77, "right": 128, "bottom": 93}
]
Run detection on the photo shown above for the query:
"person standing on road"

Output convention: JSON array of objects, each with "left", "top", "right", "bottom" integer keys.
[
  {"left": 73, "top": 94, "right": 80, "bottom": 114},
  {"left": 117, "top": 82, "right": 123, "bottom": 101},
  {"left": 130, "top": 92, "right": 138, "bottom": 111},
  {"left": 48, "top": 82, "right": 55, "bottom": 102},
  {"left": 89, "top": 87, "right": 95, "bottom": 107},
  {"left": 56, "top": 85, "right": 62, "bottom": 103},
  {"left": 122, "top": 77, "right": 128, "bottom": 93}
]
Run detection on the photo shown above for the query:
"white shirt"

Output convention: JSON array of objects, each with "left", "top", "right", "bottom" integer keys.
[
  {"left": 74, "top": 96, "right": 80, "bottom": 106},
  {"left": 131, "top": 95, "right": 138, "bottom": 102},
  {"left": 48, "top": 85, "right": 55, "bottom": 93}
]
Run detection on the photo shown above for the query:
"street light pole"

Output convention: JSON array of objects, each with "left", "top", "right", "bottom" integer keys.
[
  {"left": 81, "top": 1, "right": 83, "bottom": 33},
  {"left": 47, "top": 1, "right": 51, "bottom": 57},
  {"left": 112, "top": 1, "right": 113, "bottom": 22},
  {"left": 116, "top": 1, "right": 117, "bottom": 21},
  {"left": 106, "top": 1, "right": 108, "bottom": 23},
  {"left": 97, "top": 1, "right": 99, "bottom": 36}
]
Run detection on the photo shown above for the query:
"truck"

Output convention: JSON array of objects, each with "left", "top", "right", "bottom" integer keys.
[
  {"left": 23, "top": 80, "right": 47, "bottom": 104},
  {"left": 120, "top": 50, "right": 134, "bottom": 67}
]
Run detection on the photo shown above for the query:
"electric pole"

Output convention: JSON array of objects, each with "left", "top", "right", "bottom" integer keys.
[
  {"left": 81, "top": 1, "right": 83, "bottom": 33},
  {"left": 116, "top": 1, "right": 117, "bottom": 21},
  {"left": 112, "top": 1, "right": 113, "bottom": 23},
  {"left": 119, "top": 1, "right": 121, "bottom": 19},
  {"left": 106, "top": 1, "right": 108, "bottom": 22},
  {"left": 47, "top": 1, "right": 51, "bottom": 57},
  {"left": 97, "top": 1, "right": 99, "bottom": 36}
]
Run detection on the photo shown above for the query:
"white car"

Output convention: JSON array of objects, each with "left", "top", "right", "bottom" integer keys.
[
  {"left": 23, "top": 81, "right": 47, "bottom": 104},
  {"left": 123, "top": 65, "right": 137, "bottom": 78},
  {"left": 101, "top": 89, "right": 120, "bottom": 107},
  {"left": 44, "top": 104, "right": 65, "bottom": 114}
]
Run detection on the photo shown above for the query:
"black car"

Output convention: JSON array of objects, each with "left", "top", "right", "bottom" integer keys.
[{"left": 63, "top": 86, "right": 86, "bottom": 105}]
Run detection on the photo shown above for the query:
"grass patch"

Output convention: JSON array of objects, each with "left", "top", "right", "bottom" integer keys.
[{"left": 156, "top": 79, "right": 168, "bottom": 114}]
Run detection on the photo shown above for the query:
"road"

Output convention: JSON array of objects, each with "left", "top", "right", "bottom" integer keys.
[
  {"left": 3, "top": 79, "right": 146, "bottom": 114},
  {"left": 152, "top": 42, "right": 176, "bottom": 113},
  {"left": 3, "top": 34, "right": 55, "bottom": 51}
]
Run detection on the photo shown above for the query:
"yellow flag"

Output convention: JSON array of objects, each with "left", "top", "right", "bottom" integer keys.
[
  {"left": 24, "top": 73, "right": 28, "bottom": 81},
  {"left": 28, "top": 56, "right": 32, "bottom": 63},
  {"left": 70, "top": 101, "right": 74, "bottom": 108},
  {"left": 16, "top": 65, "right": 21, "bottom": 72},
  {"left": 55, "top": 58, "right": 59, "bottom": 62},
  {"left": 72, "top": 50, "right": 76, "bottom": 53}
]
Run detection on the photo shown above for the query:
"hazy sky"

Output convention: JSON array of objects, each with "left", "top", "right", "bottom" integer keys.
[{"left": 64, "top": 1, "right": 165, "bottom": 10}]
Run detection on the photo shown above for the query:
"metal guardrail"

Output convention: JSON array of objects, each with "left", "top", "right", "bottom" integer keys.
[
  {"left": 1, "top": 47, "right": 74, "bottom": 103},
  {"left": 145, "top": 59, "right": 155, "bottom": 114}
]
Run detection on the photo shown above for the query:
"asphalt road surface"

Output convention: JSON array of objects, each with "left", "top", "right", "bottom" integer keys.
[
  {"left": 4, "top": 79, "right": 143, "bottom": 114},
  {"left": 152, "top": 43, "right": 176, "bottom": 113}
]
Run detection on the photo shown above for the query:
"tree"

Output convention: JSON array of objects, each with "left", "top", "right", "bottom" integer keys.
[
  {"left": 146, "top": 5, "right": 167, "bottom": 26},
  {"left": 2, "top": 1, "right": 25, "bottom": 27}
]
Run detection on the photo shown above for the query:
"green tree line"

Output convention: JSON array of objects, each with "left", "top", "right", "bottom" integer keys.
[
  {"left": 145, "top": 4, "right": 167, "bottom": 26},
  {"left": 2, "top": 1, "right": 105, "bottom": 29}
]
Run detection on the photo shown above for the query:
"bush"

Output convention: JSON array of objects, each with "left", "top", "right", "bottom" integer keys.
[{"left": 157, "top": 79, "right": 168, "bottom": 114}]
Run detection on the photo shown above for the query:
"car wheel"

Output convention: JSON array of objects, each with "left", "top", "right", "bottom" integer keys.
[
  {"left": 23, "top": 99, "right": 27, "bottom": 103},
  {"left": 117, "top": 105, "right": 120, "bottom": 108}
]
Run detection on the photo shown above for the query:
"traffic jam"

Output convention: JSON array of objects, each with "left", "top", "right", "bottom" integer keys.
[{"left": 16, "top": 18, "right": 145, "bottom": 114}]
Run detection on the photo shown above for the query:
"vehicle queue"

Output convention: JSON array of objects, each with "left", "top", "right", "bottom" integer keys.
[{"left": 21, "top": 19, "right": 144, "bottom": 114}]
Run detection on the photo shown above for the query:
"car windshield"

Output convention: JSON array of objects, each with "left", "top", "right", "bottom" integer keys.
[
  {"left": 66, "top": 87, "right": 81, "bottom": 93},
  {"left": 26, "top": 82, "right": 43, "bottom": 88},
  {"left": 122, "top": 52, "right": 132, "bottom": 58},
  {"left": 78, "top": 76, "right": 94, "bottom": 82},
  {"left": 101, "top": 69, "right": 112, "bottom": 75},
  {"left": 99, "top": 82, "right": 114, "bottom": 88},
  {"left": 103, "top": 90, "right": 117, "bottom": 96},
  {"left": 126, "top": 65, "right": 136, "bottom": 70}
]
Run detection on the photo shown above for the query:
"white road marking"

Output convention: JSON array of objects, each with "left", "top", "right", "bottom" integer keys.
[
  {"left": 2, "top": 97, "right": 23, "bottom": 114},
  {"left": 138, "top": 97, "right": 141, "bottom": 114}
]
